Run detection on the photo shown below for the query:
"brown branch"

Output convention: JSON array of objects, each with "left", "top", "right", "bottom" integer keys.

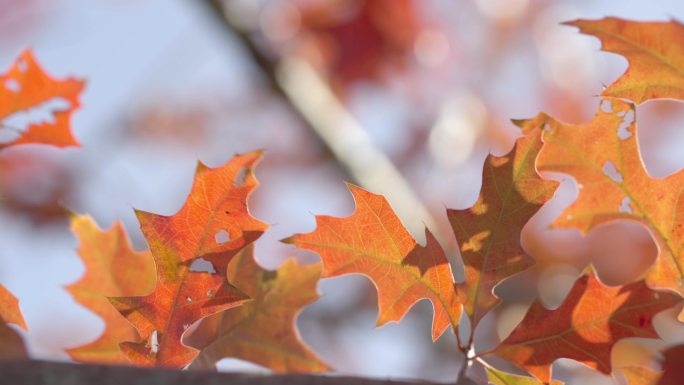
[{"left": 0, "top": 359, "right": 439, "bottom": 385}]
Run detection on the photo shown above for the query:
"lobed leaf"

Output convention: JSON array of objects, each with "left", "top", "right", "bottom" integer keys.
[
  {"left": 66, "top": 215, "right": 155, "bottom": 364},
  {"left": 0, "top": 50, "right": 84, "bottom": 149},
  {"left": 449, "top": 128, "right": 558, "bottom": 329},
  {"left": 284, "top": 184, "right": 460, "bottom": 341},
  {"left": 490, "top": 274, "right": 679, "bottom": 383},
  {"left": 518, "top": 100, "right": 684, "bottom": 320},
  {"left": 187, "top": 245, "right": 330, "bottom": 372},
  {"left": 566, "top": 18, "right": 684, "bottom": 104},
  {"left": 110, "top": 151, "right": 269, "bottom": 367}
]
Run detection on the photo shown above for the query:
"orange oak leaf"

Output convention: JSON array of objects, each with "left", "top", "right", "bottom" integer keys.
[
  {"left": 284, "top": 184, "right": 460, "bottom": 341},
  {"left": 489, "top": 274, "right": 679, "bottom": 384},
  {"left": 485, "top": 366, "right": 563, "bottom": 385},
  {"left": 622, "top": 366, "right": 660, "bottom": 385},
  {"left": 518, "top": 100, "right": 684, "bottom": 320},
  {"left": 0, "top": 50, "right": 84, "bottom": 149},
  {"left": 0, "top": 285, "right": 27, "bottom": 359},
  {"left": 0, "top": 284, "right": 26, "bottom": 330},
  {"left": 186, "top": 245, "right": 330, "bottom": 372},
  {"left": 448, "top": 128, "right": 558, "bottom": 329},
  {"left": 109, "top": 151, "right": 269, "bottom": 367},
  {"left": 565, "top": 18, "right": 684, "bottom": 104},
  {"left": 65, "top": 215, "right": 155, "bottom": 364}
]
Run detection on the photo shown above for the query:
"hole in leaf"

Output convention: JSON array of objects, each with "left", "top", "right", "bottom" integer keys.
[
  {"left": 189, "top": 258, "right": 217, "bottom": 274},
  {"left": 207, "top": 290, "right": 213, "bottom": 297},
  {"left": 215, "top": 229, "right": 230, "bottom": 244},
  {"left": 186, "top": 297, "right": 192, "bottom": 303},
  {"left": 617, "top": 109, "right": 634, "bottom": 140},
  {"left": 4, "top": 79, "right": 19, "bottom": 93},
  {"left": 0, "top": 97, "right": 71, "bottom": 144},
  {"left": 538, "top": 264, "right": 579, "bottom": 310},
  {"left": 148, "top": 330, "right": 159, "bottom": 354},
  {"left": 233, "top": 167, "right": 249, "bottom": 187},
  {"left": 602, "top": 160, "right": 623, "bottom": 183},
  {"left": 600, "top": 100, "right": 613, "bottom": 113},
  {"left": 619, "top": 197, "right": 633, "bottom": 214}
]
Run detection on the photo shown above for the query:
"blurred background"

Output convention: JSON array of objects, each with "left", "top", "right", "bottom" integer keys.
[{"left": 2, "top": 0, "right": 684, "bottom": 384}]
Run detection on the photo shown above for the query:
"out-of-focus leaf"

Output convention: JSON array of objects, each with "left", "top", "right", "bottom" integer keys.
[
  {"left": 0, "top": 284, "right": 26, "bottom": 330},
  {"left": 0, "top": 50, "right": 84, "bottom": 149},
  {"left": 66, "top": 215, "right": 155, "bottom": 364},
  {"left": 622, "top": 366, "right": 660, "bottom": 385}
]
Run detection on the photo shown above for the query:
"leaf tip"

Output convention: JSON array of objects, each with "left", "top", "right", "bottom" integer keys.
[{"left": 280, "top": 236, "right": 296, "bottom": 245}]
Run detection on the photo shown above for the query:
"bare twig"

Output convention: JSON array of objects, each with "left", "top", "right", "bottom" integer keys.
[{"left": 200, "top": 0, "right": 440, "bottom": 242}]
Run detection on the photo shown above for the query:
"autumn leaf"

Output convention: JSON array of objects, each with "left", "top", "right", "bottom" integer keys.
[
  {"left": 448, "top": 128, "right": 558, "bottom": 329},
  {"left": 0, "top": 284, "right": 26, "bottom": 330},
  {"left": 0, "top": 285, "right": 27, "bottom": 359},
  {"left": 621, "top": 366, "right": 660, "bottom": 385},
  {"left": 110, "top": 151, "right": 269, "bottom": 367},
  {"left": 65, "top": 215, "right": 155, "bottom": 364},
  {"left": 298, "top": 0, "right": 420, "bottom": 90},
  {"left": 284, "top": 184, "right": 460, "bottom": 341},
  {"left": 484, "top": 366, "right": 563, "bottom": 385},
  {"left": 565, "top": 18, "right": 684, "bottom": 104},
  {"left": 186, "top": 244, "right": 330, "bottom": 372},
  {"left": 488, "top": 273, "right": 679, "bottom": 383},
  {"left": 659, "top": 344, "right": 684, "bottom": 385},
  {"left": 0, "top": 50, "right": 84, "bottom": 149},
  {"left": 518, "top": 99, "right": 684, "bottom": 320}
]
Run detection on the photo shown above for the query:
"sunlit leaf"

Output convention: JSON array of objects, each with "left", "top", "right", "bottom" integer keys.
[
  {"left": 110, "top": 151, "right": 268, "bottom": 367},
  {"left": 0, "top": 50, "right": 84, "bottom": 149},
  {"left": 187, "top": 245, "right": 330, "bottom": 372},
  {"left": 66, "top": 215, "right": 155, "bottom": 364},
  {"left": 490, "top": 274, "right": 678, "bottom": 383},
  {"left": 284, "top": 184, "right": 460, "bottom": 341}
]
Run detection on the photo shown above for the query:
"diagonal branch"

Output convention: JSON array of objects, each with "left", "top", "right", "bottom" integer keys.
[{"left": 200, "top": 0, "right": 440, "bottom": 243}]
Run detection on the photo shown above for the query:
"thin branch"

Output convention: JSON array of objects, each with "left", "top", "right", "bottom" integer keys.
[{"left": 200, "top": 0, "right": 441, "bottom": 243}]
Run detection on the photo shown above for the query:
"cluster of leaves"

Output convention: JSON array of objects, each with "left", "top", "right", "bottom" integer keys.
[{"left": 3, "top": 17, "right": 684, "bottom": 385}]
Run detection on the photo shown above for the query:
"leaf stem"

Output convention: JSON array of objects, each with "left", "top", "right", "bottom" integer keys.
[
  {"left": 456, "top": 352, "right": 468, "bottom": 384},
  {"left": 470, "top": 348, "right": 495, "bottom": 361},
  {"left": 454, "top": 324, "right": 465, "bottom": 352}
]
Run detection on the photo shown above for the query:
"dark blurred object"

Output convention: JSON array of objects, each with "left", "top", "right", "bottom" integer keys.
[
  {"left": 0, "top": 0, "right": 42, "bottom": 45},
  {"left": 0, "top": 149, "right": 72, "bottom": 224},
  {"left": 295, "top": 0, "right": 421, "bottom": 91}
]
